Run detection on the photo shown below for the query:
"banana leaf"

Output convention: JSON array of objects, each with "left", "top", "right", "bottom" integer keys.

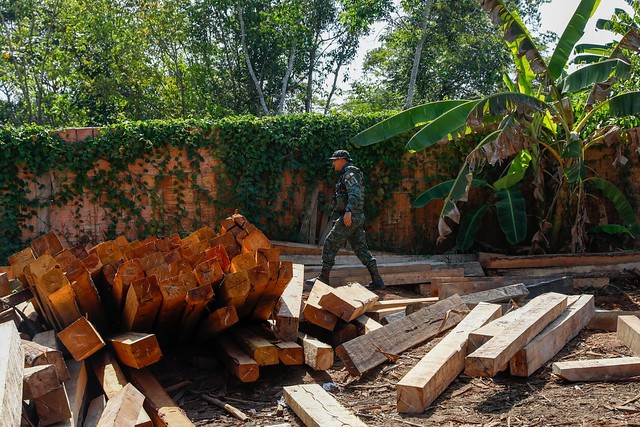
[
  {"left": 351, "top": 100, "right": 469, "bottom": 147},
  {"left": 480, "top": 0, "right": 548, "bottom": 84},
  {"left": 561, "top": 59, "right": 630, "bottom": 94},
  {"left": 548, "top": 0, "right": 601, "bottom": 80},
  {"left": 456, "top": 204, "right": 489, "bottom": 251},
  {"left": 495, "top": 187, "right": 527, "bottom": 244},
  {"left": 469, "top": 92, "right": 549, "bottom": 121},
  {"left": 571, "top": 53, "right": 608, "bottom": 64},
  {"left": 608, "top": 91, "right": 640, "bottom": 117},
  {"left": 588, "top": 177, "right": 640, "bottom": 237},
  {"left": 413, "top": 177, "right": 488, "bottom": 208},
  {"left": 493, "top": 150, "right": 532, "bottom": 190},
  {"left": 587, "top": 224, "right": 634, "bottom": 237},
  {"left": 406, "top": 100, "right": 480, "bottom": 152},
  {"left": 574, "top": 43, "right": 616, "bottom": 55}
]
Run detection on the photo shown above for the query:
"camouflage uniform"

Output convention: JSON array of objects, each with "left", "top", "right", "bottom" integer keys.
[
  {"left": 305, "top": 149, "right": 384, "bottom": 290},
  {"left": 322, "top": 162, "right": 377, "bottom": 271}
]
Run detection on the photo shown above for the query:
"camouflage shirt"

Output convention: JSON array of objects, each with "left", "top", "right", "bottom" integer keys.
[{"left": 333, "top": 163, "right": 364, "bottom": 214}]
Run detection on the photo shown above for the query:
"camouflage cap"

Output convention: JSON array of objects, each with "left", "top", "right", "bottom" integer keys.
[{"left": 329, "top": 149, "right": 352, "bottom": 161}]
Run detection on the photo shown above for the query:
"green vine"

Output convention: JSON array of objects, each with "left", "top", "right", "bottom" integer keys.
[{"left": 0, "top": 114, "right": 415, "bottom": 263}]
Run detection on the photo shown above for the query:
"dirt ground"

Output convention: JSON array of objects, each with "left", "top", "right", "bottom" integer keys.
[{"left": 149, "top": 280, "right": 640, "bottom": 427}]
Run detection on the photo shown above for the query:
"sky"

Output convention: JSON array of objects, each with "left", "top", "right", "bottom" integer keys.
[{"left": 335, "top": 0, "right": 634, "bottom": 101}]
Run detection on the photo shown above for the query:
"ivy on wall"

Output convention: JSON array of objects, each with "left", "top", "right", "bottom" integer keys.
[{"left": 0, "top": 114, "right": 427, "bottom": 263}]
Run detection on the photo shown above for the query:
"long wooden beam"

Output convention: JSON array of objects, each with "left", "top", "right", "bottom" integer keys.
[
  {"left": 397, "top": 303, "right": 502, "bottom": 413},
  {"left": 283, "top": 383, "right": 367, "bottom": 427},
  {"left": 552, "top": 357, "right": 640, "bottom": 381},
  {"left": 464, "top": 293, "right": 568, "bottom": 377},
  {"left": 336, "top": 295, "right": 469, "bottom": 376},
  {"left": 479, "top": 251, "right": 640, "bottom": 269},
  {"left": 0, "top": 322, "right": 24, "bottom": 427},
  {"left": 510, "top": 295, "right": 594, "bottom": 377}
]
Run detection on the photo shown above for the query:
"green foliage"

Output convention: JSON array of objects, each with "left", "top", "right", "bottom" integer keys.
[{"left": 0, "top": 113, "right": 408, "bottom": 262}]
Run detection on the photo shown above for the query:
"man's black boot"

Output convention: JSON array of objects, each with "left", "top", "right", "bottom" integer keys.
[
  {"left": 365, "top": 265, "right": 385, "bottom": 290},
  {"left": 304, "top": 268, "right": 330, "bottom": 287}
]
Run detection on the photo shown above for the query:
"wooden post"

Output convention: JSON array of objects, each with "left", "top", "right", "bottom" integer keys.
[
  {"left": 1, "top": 322, "right": 24, "bottom": 427},
  {"left": 112, "top": 259, "right": 145, "bottom": 313},
  {"left": 155, "top": 276, "right": 187, "bottom": 342},
  {"left": 510, "top": 295, "right": 595, "bottom": 377},
  {"left": 276, "top": 341, "right": 304, "bottom": 365},
  {"left": 57, "top": 316, "right": 105, "bottom": 361},
  {"left": 252, "top": 261, "right": 293, "bottom": 320},
  {"left": 318, "top": 282, "right": 379, "bottom": 322},
  {"left": 231, "top": 327, "right": 279, "bottom": 366},
  {"left": 109, "top": 332, "right": 163, "bottom": 369},
  {"left": 96, "top": 383, "right": 145, "bottom": 427},
  {"left": 297, "top": 332, "right": 333, "bottom": 371},
  {"left": 396, "top": 303, "right": 502, "bottom": 413},
  {"left": 121, "top": 275, "right": 162, "bottom": 332},
  {"left": 126, "top": 368, "right": 194, "bottom": 426},
  {"left": 465, "top": 293, "right": 568, "bottom": 377},
  {"left": 336, "top": 295, "right": 469, "bottom": 376},
  {"left": 617, "top": 315, "right": 640, "bottom": 355},
  {"left": 22, "top": 339, "right": 70, "bottom": 382},
  {"left": 283, "top": 383, "right": 367, "bottom": 427},
  {"left": 302, "top": 280, "right": 339, "bottom": 331},
  {"left": 178, "top": 284, "right": 215, "bottom": 342},
  {"left": 274, "top": 263, "right": 304, "bottom": 341},
  {"left": 552, "top": 357, "right": 640, "bottom": 381},
  {"left": 23, "top": 364, "right": 61, "bottom": 399},
  {"left": 196, "top": 306, "right": 239, "bottom": 341},
  {"left": 215, "top": 334, "right": 259, "bottom": 383},
  {"left": 218, "top": 270, "right": 251, "bottom": 307}
]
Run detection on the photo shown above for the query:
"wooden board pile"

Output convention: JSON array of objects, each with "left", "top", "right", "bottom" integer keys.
[{"left": 1, "top": 212, "right": 308, "bottom": 425}]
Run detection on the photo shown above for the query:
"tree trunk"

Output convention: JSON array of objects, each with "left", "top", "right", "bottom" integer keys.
[
  {"left": 324, "top": 56, "right": 344, "bottom": 114},
  {"left": 237, "top": 5, "right": 270, "bottom": 116},
  {"left": 305, "top": 43, "right": 317, "bottom": 113},
  {"left": 277, "top": 41, "right": 297, "bottom": 115},
  {"left": 405, "top": 0, "right": 433, "bottom": 110}
]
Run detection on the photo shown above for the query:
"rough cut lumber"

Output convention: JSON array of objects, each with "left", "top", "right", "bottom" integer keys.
[
  {"left": 552, "top": 357, "right": 640, "bottom": 381},
  {"left": 0, "top": 322, "right": 24, "bottom": 427},
  {"left": 281, "top": 254, "right": 426, "bottom": 266},
  {"left": 109, "top": 332, "right": 162, "bottom": 369},
  {"left": 0, "top": 272, "right": 10, "bottom": 297},
  {"left": 573, "top": 277, "right": 609, "bottom": 288},
  {"left": 48, "top": 284, "right": 82, "bottom": 328},
  {"left": 8, "top": 246, "right": 36, "bottom": 283},
  {"left": 95, "top": 241, "right": 123, "bottom": 266},
  {"left": 193, "top": 258, "right": 223, "bottom": 287},
  {"left": 490, "top": 263, "right": 640, "bottom": 279},
  {"left": 464, "top": 292, "right": 568, "bottom": 377},
  {"left": 297, "top": 332, "right": 334, "bottom": 371},
  {"left": 373, "top": 296, "right": 438, "bottom": 309},
  {"left": 218, "top": 270, "right": 251, "bottom": 307},
  {"left": 112, "top": 259, "right": 145, "bottom": 313},
  {"left": 241, "top": 229, "right": 271, "bottom": 253},
  {"left": 155, "top": 276, "right": 187, "bottom": 342},
  {"left": 319, "top": 282, "right": 379, "bottom": 322},
  {"left": 460, "top": 283, "right": 529, "bottom": 308},
  {"left": 23, "top": 364, "right": 61, "bottom": 399},
  {"left": 178, "top": 284, "right": 215, "bottom": 342},
  {"left": 204, "top": 244, "right": 231, "bottom": 274},
  {"left": 302, "top": 280, "right": 338, "bottom": 331},
  {"left": 586, "top": 310, "right": 640, "bottom": 331},
  {"left": 434, "top": 276, "right": 566, "bottom": 299},
  {"left": 283, "top": 383, "right": 367, "bottom": 427},
  {"left": 276, "top": 341, "right": 304, "bottom": 365},
  {"left": 479, "top": 251, "right": 640, "bottom": 269},
  {"left": 510, "top": 295, "right": 595, "bottom": 377},
  {"left": 365, "top": 306, "right": 404, "bottom": 322},
  {"left": 89, "top": 350, "right": 153, "bottom": 427},
  {"left": 34, "top": 385, "right": 72, "bottom": 426},
  {"left": 65, "top": 359, "right": 90, "bottom": 427},
  {"left": 336, "top": 295, "right": 469, "bottom": 376},
  {"left": 22, "top": 339, "right": 70, "bottom": 382},
  {"left": 215, "top": 334, "right": 260, "bottom": 382},
  {"left": 523, "top": 276, "right": 573, "bottom": 299},
  {"left": 238, "top": 262, "right": 271, "bottom": 317},
  {"left": 353, "top": 314, "right": 383, "bottom": 334},
  {"left": 397, "top": 303, "right": 502, "bottom": 413},
  {"left": 57, "top": 316, "right": 105, "bottom": 361},
  {"left": 252, "top": 261, "right": 294, "bottom": 320},
  {"left": 64, "top": 260, "right": 107, "bottom": 332},
  {"left": 274, "top": 263, "right": 304, "bottom": 341},
  {"left": 271, "top": 240, "right": 353, "bottom": 256},
  {"left": 97, "top": 383, "right": 145, "bottom": 427},
  {"left": 84, "top": 395, "right": 107, "bottom": 427},
  {"left": 232, "top": 327, "right": 279, "bottom": 366},
  {"left": 305, "top": 263, "right": 465, "bottom": 287},
  {"left": 121, "top": 275, "right": 162, "bottom": 332},
  {"left": 31, "top": 232, "right": 65, "bottom": 258},
  {"left": 617, "top": 315, "right": 640, "bottom": 355},
  {"left": 197, "top": 305, "right": 239, "bottom": 341}
]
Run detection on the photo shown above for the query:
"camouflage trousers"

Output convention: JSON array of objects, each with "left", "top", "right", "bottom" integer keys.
[{"left": 322, "top": 212, "right": 377, "bottom": 271}]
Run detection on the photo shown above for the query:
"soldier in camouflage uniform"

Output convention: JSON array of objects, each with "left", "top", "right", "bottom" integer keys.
[{"left": 305, "top": 150, "right": 385, "bottom": 291}]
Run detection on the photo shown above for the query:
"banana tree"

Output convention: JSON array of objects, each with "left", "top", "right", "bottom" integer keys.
[{"left": 352, "top": 0, "right": 640, "bottom": 253}]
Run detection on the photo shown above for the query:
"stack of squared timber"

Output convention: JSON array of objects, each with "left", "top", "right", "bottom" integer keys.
[{"left": 4, "top": 212, "right": 304, "bottom": 425}]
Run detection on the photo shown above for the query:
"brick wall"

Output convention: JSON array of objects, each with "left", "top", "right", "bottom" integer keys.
[{"left": 16, "top": 128, "right": 640, "bottom": 254}]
